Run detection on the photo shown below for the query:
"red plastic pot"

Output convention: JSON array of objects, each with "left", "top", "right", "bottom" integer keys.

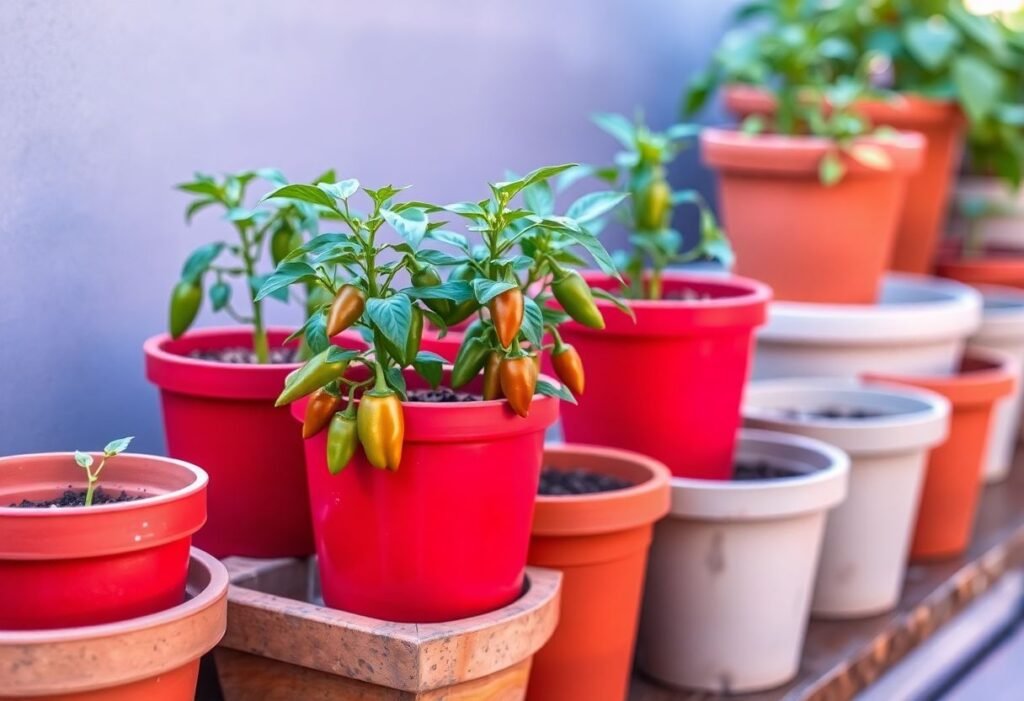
[
  {"left": 0, "top": 453, "right": 207, "bottom": 630},
  {"left": 559, "top": 271, "right": 770, "bottom": 479},
  {"left": 145, "top": 326, "right": 319, "bottom": 558},
  {"left": 419, "top": 319, "right": 471, "bottom": 363},
  {"left": 294, "top": 368, "right": 559, "bottom": 623}
]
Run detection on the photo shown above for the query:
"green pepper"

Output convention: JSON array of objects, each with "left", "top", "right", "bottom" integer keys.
[
  {"left": 326, "top": 409, "right": 358, "bottom": 474},
  {"left": 169, "top": 280, "right": 202, "bottom": 339},
  {"left": 444, "top": 263, "right": 479, "bottom": 326},
  {"left": 631, "top": 169, "right": 671, "bottom": 231},
  {"left": 410, "top": 262, "right": 450, "bottom": 319},
  {"left": 270, "top": 221, "right": 303, "bottom": 266},
  {"left": 275, "top": 347, "right": 350, "bottom": 406},
  {"left": 552, "top": 270, "right": 605, "bottom": 330},
  {"left": 451, "top": 336, "right": 490, "bottom": 388}
]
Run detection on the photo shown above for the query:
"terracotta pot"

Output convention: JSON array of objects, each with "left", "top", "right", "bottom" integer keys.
[
  {"left": 950, "top": 176, "right": 1024, "bottom": 251},
  {"left": 559, "top": 271, "right": 770, "bottom": 479},
  {"left": 526, "top": 443, "right": 670, "bottom": 701},
  {"left": 866, "top": 349, "right": 1015, "bottom": 560},
  {"left": 744, "top": 379, "right": 950, "bottom": 617},
  {"left": 294, "top": 367, "right": 559, "bottom": 623},
  {"left": 725, "top": 85, "right": 965, "bottom": 275},
  {"left": 636, "top": 429, "right": 848, "bottom": 693},
  {"left": 755, "top": 273, "right": 981, "bottom": 380},
  {"left": 701, "top": 125, "right": 924, "bottom": 303},
  {"left": 965, "top": 286, "right": 1024, "bottom": 482},
  {"left": 215, "top": 557, "right": 560, "bottom": 700},
  {"left": 145, "top": 326, "right": 316, "bottom": 558},
  {"left": 0, "top": 453, "right": 206, "bottom": 630},
  {"left": 936, "top": 247, "right": 1024, "bottom": 289},
  {"left": 1, "top": 548, "right": 228, "bottom": 701}
]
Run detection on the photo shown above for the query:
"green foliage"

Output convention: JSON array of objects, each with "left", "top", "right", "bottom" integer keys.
[{"left": 75, "top": 436, "right": 133, "bottom": 507}]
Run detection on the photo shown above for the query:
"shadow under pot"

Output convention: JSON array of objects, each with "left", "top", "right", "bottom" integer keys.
[
  {"left": 866, "top": 348, "right": 1015, "bottom": 560},
  {"left": 0, "top": 548, "right": 227, "bottom": 701},
  {"left": 0, "top": 452, "right": 206, "bottom": 630},
  {"left": 559, "top": 271, "right": 770, "bottom": 480},
  {"left": 743, "top": 378, "right": 950, "bottom": 618},
  {"left": 636, "top": 429, "right": 848, "bottom": 693},
  {"left": 526, "top": 443, "right": 671, "bottom": 701},
  {"left": 293, "top": 367, "right": 559, "bottom": 623},
  {"left": 754, "top": 273, "right": 981, "bottom": 381}
]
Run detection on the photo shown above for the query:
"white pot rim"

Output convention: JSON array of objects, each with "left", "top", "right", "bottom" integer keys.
[
  {"left": 974, "top": 284, "right": 1024, "bottom": 342},
  {"left": 743, "top": 377, "right": 950, "bottom": 455},
  {"left": 668, "top": 429, "right": 848, "bottom": 521},
  {"left": 759, "top": 273, "right": 981, "bottom": 345}
]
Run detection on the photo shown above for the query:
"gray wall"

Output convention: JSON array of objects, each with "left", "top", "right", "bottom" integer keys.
[{"left": 0, "top": 0, "right": 738, "bottom": 454}]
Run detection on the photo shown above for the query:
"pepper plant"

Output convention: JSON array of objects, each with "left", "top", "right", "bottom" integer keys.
[
  {"left": 171, "top": 168, "right": 337, "bottom": 363},
  {"left": 73, "top": 437, "right": 133, "bottom": 507},
  {"left": 256, "top": 166, "right": 627, "bottom": 474}
]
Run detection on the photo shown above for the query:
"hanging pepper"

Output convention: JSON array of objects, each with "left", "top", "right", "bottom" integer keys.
[
  {"left": 499, "top": 353, "right": 538, "bottom": 418},
  {"left": 270, "top": 221, "right": 303, "bottom": 266},
  {"left": 410, "top": 262, "right": 450, "bottom": 319},
  {"left": 552, "top": 270, "right": 605, "bottom": 329},
  {"left": 326, "top": 285, "right": 367, "bottom": 336},
  {"left": 482, "top": 351, "right": 504, "bottom": 400},
  {"left": 632, "top": 169, "right": 671, "bottom": 231},
  {"left": 489, "top": 287, "right": 524, "bottom": 348},
  {"left": 444, "top": 264, "right": 479, "bottom": 326},
  {"left": 169, "top": 280, "right": 202, "bottom": 339},
  {"left": 325, "top": 409, "right": 358, "bottom": 475},
  {"left": 302, "top": 387, "right": 341, "bottom": 439},
  {"left": 451, "top": 335, "right": 490, "bottom": 388},
  {"left": 275, "top": 348, "right": 350, "bottom": 406},
  {"left": 357, "top": 366, "right": 405, "bottom": 470},
  {"left": 551, "top": 343, "right": 585, "bottom": 396}
]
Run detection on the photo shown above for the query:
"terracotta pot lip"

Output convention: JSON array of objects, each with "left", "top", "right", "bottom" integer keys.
[
  {"left": 937, "top": 253, "right": 1024, "bottom": 272},
  {"left": 532, "top": 443, "right": 671, "bottom": 536},
  {"left": 143, "top": 325, "right": 302, "bottom": 373},
  {"left": 864, "top": 348, "right": 1016, "bottom": 406},
  {"left": 0, "top": 452, "right": 207, "bottom": 517},
  {"left": 702, "top": 124, "right": 925, "bottom": 155}
]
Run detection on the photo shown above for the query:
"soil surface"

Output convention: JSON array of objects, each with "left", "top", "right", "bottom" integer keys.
[
  {"left": 781, "top": 406, "right": 885, "bottom": 421},
  {"left": 538, "top": 467, "right": 634, "bottom": 495},
  {"left": 733, "top": 461, "right": 804, "bottom": 481},
  {"left": 664, "top": 288, "right": 715, "bottom": 301},
  {"left": 186, "top": 346, "right": 300, "bottom": 364},
  {"left": 406, "top": 387, "right": 483, "bottom": 403},
  {"left": 11, "top": 487, "right": 146, "bottom": 508}
]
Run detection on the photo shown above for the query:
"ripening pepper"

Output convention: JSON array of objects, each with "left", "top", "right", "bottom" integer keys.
[
  {"left": 499, "top": 354, "right": 538, "bottom": 418},
  {"left": 410, "top": 263, "right": 450, "bottom": 318},
  {"left": 275, "top": 348, "right": 350, "bottom": 406},
  {"left": 326, "top": 410, "right": 358, "bottom": 474},
  {"left": 482, "top": 351, "right": 503, "bottom": 400},
  {"left": 302, "top": 387, "right": 341, "bottom": 439},
  {"left": 357, "top": 390, "right": 404, "bottom": 470},
  {"left": 169, "top": 280, "right": 203, "bottom": 339},
  {"left": 444, "top": 264, "right": 479, "bottom": 325},
  {"left": 551, "top": 344, "right": 585, "bottom": 396},
  {"left": 270, "top": 221, "right": 303, "bottom": 266},
  {"left": 451, "top": 336, "right": 490, "bottom": 388},
  {"left": 552, "top": 270, "right": 605, "bottom": 329},
  {"left": 489, "top": 287, "right": 524, "bottom": 348},
  {"left": 327, "top": 285, "right": 367, "bottom": 336},
  {"left": 632, "top": 171, "right": 671, "bottom": 231}
]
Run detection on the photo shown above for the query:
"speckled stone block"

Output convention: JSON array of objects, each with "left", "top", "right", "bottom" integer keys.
[{"left": 215, "top": 557, "right": 561, "bottom": 700}]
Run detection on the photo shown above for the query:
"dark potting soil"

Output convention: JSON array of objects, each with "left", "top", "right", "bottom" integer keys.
[
  {"left": 663, "top": 288, "right": 714, "bottom": 301},
  {"left": 11, "top": 487, "right": 146, "bottom": 508},
  {"left": 186, "top": 347, "right": 300, "bottom": 364},
  {"left": 781, "top": 406, "right": 885, "bottom": 421},
  {"left": 538, "top": 467, "right": 634, "bottom": 496},
  {"left": 406, "top": 387, "right": 483, "bottom": 403},
  {"left": 733, "top": 461, "right": 804, "bottom": 481}
]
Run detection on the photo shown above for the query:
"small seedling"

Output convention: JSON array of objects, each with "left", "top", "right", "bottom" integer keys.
[{"left": 74, "top": 437, "right": 133, "bottom": 507}]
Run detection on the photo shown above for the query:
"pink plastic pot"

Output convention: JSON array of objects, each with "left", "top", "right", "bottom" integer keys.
[
  {"left": 293, "top": 368, "right": 559, "bottom": 623},
  {"left": 0, "top": 453, "right": 206, "bottom": 630},
  {"left": 559, "top": 272, "right": 771, "bottom": 479},
  {"left": 419, "top": 319, "right": 471, "bottom": 363},
  {"left": 144, "top": 326, "right": 317, "bottom": 558}
]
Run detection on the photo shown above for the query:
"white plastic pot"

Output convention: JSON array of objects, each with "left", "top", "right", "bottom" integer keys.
[
  {"left": 743, "top": 379, "right": 950, "bottom": 618},
  {"left": 968, "top": 285, "right": 1024, "bottom": 483},
  {"left": 951, "top": 176, "right": 1024, "bottom": 251},
  {"left": 636, "top": 429, "right": 848, "bottom": 693},
  {"left": 754, "top": 274, "right": 982, "bottom": 380}
]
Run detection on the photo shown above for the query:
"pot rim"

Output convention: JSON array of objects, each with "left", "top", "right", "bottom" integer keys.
[
  {"left": 743, "top": 377, "right": 950, "bottom": 455},
  {"left": 864, "top": 347, "right": 1016, "bottom": 407},
  {"left": 667, "top": 428, "right": 849, "bottom": 521},
  {"left": 759, "top": 273, "right": 982, "bottom": 344},
  {"left": 972, "top": 284, "right": 1024, "bottom": 341},
  {"left": 532, "top": 443, "right": 671, "bottom": 536},
  {"left": 0, "top": 548, "right": 228, "bottom": 695}
]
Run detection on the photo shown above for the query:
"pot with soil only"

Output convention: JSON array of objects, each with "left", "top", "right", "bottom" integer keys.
[
  {"left": 559, "top": 271, "right": 770, "bottom": 480},
  {"left": 527, "top": 444, "right": 670, "bottom": 701},
  {"left": 0, "top": 452, "right": 207, "bottom": 630},
  {"left": 636, "top": 429, "right": 848, "bottom": 693},
  {"left": 1, "top": 549, "right": 228, "bottom": 701},
  {"left": 744, "top": 379, "right": 949, "bottom": 617}
]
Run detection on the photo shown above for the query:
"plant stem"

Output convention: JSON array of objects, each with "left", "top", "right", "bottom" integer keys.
[
  {"left": 649, "top": 269, "right": 663, "bottom": 301},
  {"left": 83, "top": 457, "right": 106, "bottom": 507},
  {"left": 236, "top": 223, "right": 270, "bottom": 363}
]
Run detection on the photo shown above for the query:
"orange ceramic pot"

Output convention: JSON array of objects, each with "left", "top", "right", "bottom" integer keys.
[
  {"left": 866, "top": 349, "right": 1014, "bottom": 560},
  {"left": 0, "top": 548, "right": 227, "bottom": 700},
  {"left": 701, "top": 126, "right": 924, "bottom": 303},
  {"left": 936, "top": 248, "right": 1024, "bottom": 290},
  {"left": 526, "top": 444, "right": 671, "bottom": 701},
  {"left": 726, "top": 85, "right": 965, "bottom": 275}
]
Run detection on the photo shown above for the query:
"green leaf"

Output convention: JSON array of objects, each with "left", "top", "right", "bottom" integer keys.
[
  {"left": 181, "top": 242, "right": 225, "bottom": 284},
  {"left": 426, "top": 229, "right": 470, "bottom": 251},
  {"left": 103, "top": 436, "right": 134, "bottom": 456},
  {"left": 443, "top": 201, "right": 489, "bottom": 219},
  {"left": 177, "top": 181, "right": 221, "bottom": 198},
  {"left": 847, "top": 144, "right": 893, "bottom": 170},
  {"left": 415, "top": 249, "right": 463, "bottom": 267},
  {"left": 566, "top": 191, "right": 630, "bottom": 223},
  {"left": 285, "top": 233, "right": 359, "bottom": 262},
  {"left": 471, "top": 279, "right": 517, "bottom": 305},
  {"left": 740, "top": 115, "right": 765, "bottom": 136},
  {"left": 592, "top": 113, "right": 636, "bottom": 150},
  {"left": 402, "top": 280, "right": 475, "bottom": 303},
  {"left": 381, "top": 207, "right": 428, "bottom": 248},
  {"left": 385, "top": 366, "right": 408, "bottom": 400},
  {"left": 819, "top": 151, "right": 846, "bottom": 186},
  {"left": 523, "top": 179, "right": 555, "bottom": 217},
  {"left": 317, "top": 179, "right": 360, "bottom": 200},
  {"left": 262, "top": 184, "right": 340, "bottom": 211},
  {"left": 74, "top": 451, "right": 94, "bottom": 469},
  {"left": 210, "top": 281, "right": 231, "bottom": 310},
  {"left": 184, "top": 198, "right": 217, "bottom": 223},
  {"left": 561, "top": 227, "right": 621, "bottom": 278},
  {"left": 250, "top": 274, "right": 289, "bottom": 303},
  {"left": 536, "top": 379, "right": 577, "bottom": 405},
  {"left": 254, "top": 262, "right": 318, "bottom": 301},
  {"left": 904, "top": 17, "right": 960, "bottom": 72},
  {"left": 520, "top": 163, "right": 578, "bottom": 191},
  {"left": 326, "top": 346, "right": 360, "bottom": 364},
  {"left": 592, "top": 287, "right": 636, "bottom": 322},
  {"left": 521, "top": 297, "right": 544, "bottom": 345},
  {"left": 288, "top": 309, "right": 329, "bottom": 353},
  {"left": 665, "top": 123, "right": 701, "bottom": 141},
  {"left": 953, "top": 55, "right": 1004, "bottom": 123},
  {"left": 366, "top": 294, "right": 413, "bottom": 352},
  {"left": 413, "top": 358, "right": 443, "bottom": 389}
]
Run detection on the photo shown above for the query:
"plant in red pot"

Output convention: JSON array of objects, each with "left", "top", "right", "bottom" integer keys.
[
  {"left": 557, "top": 114, "right": 770, "bottom": 479},
  {"left": 260, "top": 165, "right": 624, "bottom": 623},
  {"left": 145, "top": 168, "right": 340, "bottom": 558}
]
